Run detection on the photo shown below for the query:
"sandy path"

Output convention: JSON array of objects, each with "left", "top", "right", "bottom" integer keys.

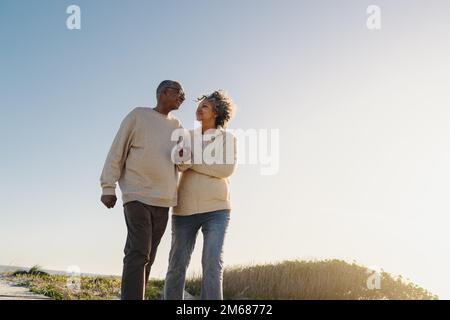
[{"left": 0, "top": 276, "right": 51, "bottom": 300}]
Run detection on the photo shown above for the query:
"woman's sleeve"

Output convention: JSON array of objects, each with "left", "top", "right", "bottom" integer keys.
[
  {"left": 177, "top": 163, "right": 193, "bottom": 172},
  {"left": 190, "top": 134, "right": 237, "bottom": 179}
]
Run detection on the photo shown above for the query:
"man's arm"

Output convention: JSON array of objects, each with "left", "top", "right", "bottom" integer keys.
[{"left": 100, "top": 109, "right": 136, "bottom": 208}]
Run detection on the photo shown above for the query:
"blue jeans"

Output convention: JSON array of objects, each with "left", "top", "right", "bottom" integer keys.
[{"left": 164, "top": 209, "right": 230, "bottom": 300}]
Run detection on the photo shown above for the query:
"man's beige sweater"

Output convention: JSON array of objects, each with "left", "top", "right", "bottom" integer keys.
[
  {"left": 100, "top": 107, "right": 181, "bottom": 207},
  {"left": 173, "top": 128, "right": 237, "bottom": 216}
]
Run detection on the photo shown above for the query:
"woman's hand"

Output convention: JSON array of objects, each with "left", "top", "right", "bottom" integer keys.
[{"left": 172, "top": 144, "right": 192, "bottom": 164}]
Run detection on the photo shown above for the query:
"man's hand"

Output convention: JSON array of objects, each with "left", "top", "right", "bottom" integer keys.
[{"left": 101, "top": 195, "right": 117, "bottom": 209}]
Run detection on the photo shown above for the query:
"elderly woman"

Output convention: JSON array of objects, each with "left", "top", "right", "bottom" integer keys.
[{"left": 164, "top": 90, "right": 237, "bottom": 300}]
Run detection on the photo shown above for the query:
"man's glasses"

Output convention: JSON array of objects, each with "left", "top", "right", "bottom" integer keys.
[{"left": 166, "top": 87, "right": 185, "bottom": 97}]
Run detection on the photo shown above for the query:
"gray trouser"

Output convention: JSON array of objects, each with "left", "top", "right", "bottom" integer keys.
[{"left": 121, "top": 201, "right": 169, "bottom": 300}]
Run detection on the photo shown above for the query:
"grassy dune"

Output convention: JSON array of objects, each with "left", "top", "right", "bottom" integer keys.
[
  {"left": 2, "top": 260, "right": 437, "bottom": 300},
  {"left": 189, "top": 259, "right": 437, "bottom": 300}
]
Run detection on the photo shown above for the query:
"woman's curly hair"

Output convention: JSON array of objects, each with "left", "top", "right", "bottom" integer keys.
[{"left": 197, "top": 90, "right": 235, "bottom": 128}]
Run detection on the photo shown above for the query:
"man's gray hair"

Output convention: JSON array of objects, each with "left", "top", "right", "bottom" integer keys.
[{"left": 156, "top": 80, "right": 178, "bottom": 97}]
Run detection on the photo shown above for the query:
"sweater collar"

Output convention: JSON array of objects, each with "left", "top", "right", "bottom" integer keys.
[{"left": 194, "top": 126, "right": 224, "bottom": 140}]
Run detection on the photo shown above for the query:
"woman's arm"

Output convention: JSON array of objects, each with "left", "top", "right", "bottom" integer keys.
[
  {"left": 190, "top": 134, "right": 237, "bottom": 179},
  {"left": 190, "top": 162, "right": 236, "bottom": 178},
  {"left": 177, "top": 163, "right": 193, "bottom": 172}
]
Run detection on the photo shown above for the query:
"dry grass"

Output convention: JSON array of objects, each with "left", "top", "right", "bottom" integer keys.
[
  {"left": 186, "top": 259, "right": 437, "bottom": 300},
  {"left": 9, "top": 273, "right": 121, "bottom": 300},
  {"left": 3, "top": 260, "right": 438, "bottom": 300},
  {"left": 227, "top": 259, "right": 437, "bottom": 299}
]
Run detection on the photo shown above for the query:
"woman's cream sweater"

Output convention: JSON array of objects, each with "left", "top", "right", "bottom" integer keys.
[{"left": 172, "top": 127, "right": 237, "bottom": 216}]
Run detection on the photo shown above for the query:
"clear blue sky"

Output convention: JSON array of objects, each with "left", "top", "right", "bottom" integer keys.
[{"left": 1, "top": 0, "right": 450, "bottom": 298}]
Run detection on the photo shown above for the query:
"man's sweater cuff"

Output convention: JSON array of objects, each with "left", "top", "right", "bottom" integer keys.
[{"left": 102, "top": 187, "right": 116, "bottom": 196}]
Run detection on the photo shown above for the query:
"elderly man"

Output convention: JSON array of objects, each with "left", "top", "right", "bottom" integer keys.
[{"left": 100, "top": 80, "right": 185, "bottom": 300}]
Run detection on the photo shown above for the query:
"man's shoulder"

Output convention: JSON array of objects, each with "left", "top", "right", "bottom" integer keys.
[
  {"left": 122, "top": 107, "right": 147, "bottom": 121},
  {"left": 129, "top": 106, "right": 148, "bottom": 115},
  {"left": 127, "top": 107, "right": 182, "bottom": 127}
]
